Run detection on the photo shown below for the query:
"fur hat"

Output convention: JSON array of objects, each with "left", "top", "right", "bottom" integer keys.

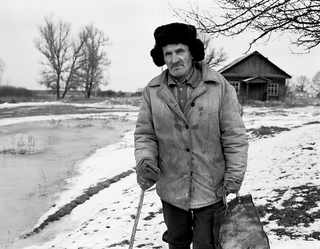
[{"left": 150, "top": 23, "right": 205, "bottom": 67}]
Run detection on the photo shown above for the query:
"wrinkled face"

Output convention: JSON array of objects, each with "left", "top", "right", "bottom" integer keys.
[{"left": 162, "top": 43, "right": 193, "bottom": 81}]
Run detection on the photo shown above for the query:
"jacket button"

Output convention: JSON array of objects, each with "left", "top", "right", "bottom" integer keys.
[
  {"left": 186, "top": 148, "right": 190, "bottom": 152},
  {"left": 191, "top": 102, "right": 195, "bottom": 107}
]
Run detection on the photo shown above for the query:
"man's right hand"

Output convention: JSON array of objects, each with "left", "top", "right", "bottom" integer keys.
[
  {"left": 216, "top": 180, "right": 241, "bottom": 197},
  {"left": 136, "top": 159, "right": 160, "bottom": 190}
]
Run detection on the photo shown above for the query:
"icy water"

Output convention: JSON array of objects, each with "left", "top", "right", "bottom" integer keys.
[
  {"left": 0, "top": 152, "right": 76, "bottom": 246},
  {"left": 0, "top": 117, "right": 136, "bottom": 247}
]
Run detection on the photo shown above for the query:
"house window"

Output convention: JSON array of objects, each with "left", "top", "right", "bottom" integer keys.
[
  {"left": 268, "top": 83, "right": 279, "bottom": 96},
  {"left": 230, "top": 82, "right": 240, "bottom": 95}
]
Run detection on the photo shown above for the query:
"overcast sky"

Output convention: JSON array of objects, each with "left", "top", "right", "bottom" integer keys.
[{"left": 1, "top": 0, "right": 320, "bottom": 92}]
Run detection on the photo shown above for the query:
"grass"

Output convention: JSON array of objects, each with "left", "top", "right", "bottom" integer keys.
[
  {"left": 246, "top": 126, "right": 291, "bottom": 139},
  {"left": 49, "top": 118, "right": 62, "bottom": 128},
  {"left": 256, "top": 184, "right": 320, "bottom": 240},
  {"left": 0, "top": 134, "right": 36, "bottom": 155}
]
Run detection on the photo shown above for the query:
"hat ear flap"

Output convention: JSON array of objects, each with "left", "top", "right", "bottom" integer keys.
[
  {"left": 150, "top": 46, "right": 165, "bottom": 67},
  {"left": 191, "top": 39, "right": 205, "bottom": 62}
]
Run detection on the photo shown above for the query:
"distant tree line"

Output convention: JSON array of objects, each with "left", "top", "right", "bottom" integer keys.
[
  {"left": 0, "top": 85, "right": 139, "bottom": 103},
  {"left": 34, "top": 17, "right": 111, "bottom": 100},
  {"left": 287, "top": 71, "right": 320, "bottom": 98},
  {"left": 0, "top": 85, "right": 33, "bottom": 98}
]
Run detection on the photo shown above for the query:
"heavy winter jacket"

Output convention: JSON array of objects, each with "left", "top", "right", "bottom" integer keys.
[{"left": 134, "top": 63, "right": 248, "bottom": 211}]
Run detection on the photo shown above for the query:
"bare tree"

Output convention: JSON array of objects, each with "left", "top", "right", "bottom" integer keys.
[
  {"left": 0, "top": 57, "right": 5, "bottom": 84},
  {"left": 312, "top": 71, "right": 320, "bottom": 94},
  {"left": 74, "top": 25, "right": 111, "bottom": 98},
  {"left": 294, "top": 75, "right": 311, "bottom": 93},
  {"left": 61, "top": 31, "right": 91, "bottom": 99},
  {"left": 200, "top": 34, "right": 227, "bottom": 68},
  {"left": 174, "top": 0, "right": 320, "bottom": 52},
  {"left": 35, "top": 17, "right": 87, "bottom": 99}
]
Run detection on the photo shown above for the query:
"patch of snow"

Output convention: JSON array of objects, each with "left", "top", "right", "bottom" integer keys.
[{"left": 3, "top": 103, "right": 320, "bottom": 249}]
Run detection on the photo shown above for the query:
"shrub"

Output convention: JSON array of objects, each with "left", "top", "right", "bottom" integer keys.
[{"left": 0, "top": 85, "right": 33, "bottom": 97}]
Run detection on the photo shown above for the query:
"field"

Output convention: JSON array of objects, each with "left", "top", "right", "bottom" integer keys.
[{"left": 1, "top": 100, "right": 320, "bottom": 249}]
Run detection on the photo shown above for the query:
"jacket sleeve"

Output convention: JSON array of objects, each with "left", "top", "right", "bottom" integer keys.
[
  {"left": 134, "top": 86, "right": 159, "bottom": 167},
  {"left": 219, "top": 79, "right": 249, "bottom": 184}
]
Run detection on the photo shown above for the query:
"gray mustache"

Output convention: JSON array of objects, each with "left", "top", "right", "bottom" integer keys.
[{"left": 171, "top": 63, "right": 183, "bottom": 68}]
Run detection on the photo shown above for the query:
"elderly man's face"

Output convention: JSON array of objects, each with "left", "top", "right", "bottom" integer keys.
[{"left": 162, "top": 43, "right": 193, "bottom": 82}]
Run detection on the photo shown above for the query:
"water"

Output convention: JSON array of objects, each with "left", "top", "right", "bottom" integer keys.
[
  {"left": 0, "top": 115, "right": 136, "bottom": 247},
  {"left": 0, "top": 152, "right": 74, "bottom": 246}
]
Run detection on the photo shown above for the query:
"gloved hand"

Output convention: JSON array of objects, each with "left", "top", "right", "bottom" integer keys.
[
  {"left": 136, "top": 159, "right": 160, "bottom": 190},
  {"left": 216, "top": 180, "right": 241, "bottom": 197}
]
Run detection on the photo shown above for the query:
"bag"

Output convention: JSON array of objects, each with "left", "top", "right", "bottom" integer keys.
[{"left": 213, "top": 194, "right": 270, "bottom": 249}]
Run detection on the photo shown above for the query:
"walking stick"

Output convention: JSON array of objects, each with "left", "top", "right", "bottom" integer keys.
[{"left": 129, "top": 189, "right": 145, "bottom": 249}]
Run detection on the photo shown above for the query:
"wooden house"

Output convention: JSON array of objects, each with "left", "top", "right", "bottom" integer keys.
[{"left": 218, "top": 51, "right": 291, "bottom": 104}]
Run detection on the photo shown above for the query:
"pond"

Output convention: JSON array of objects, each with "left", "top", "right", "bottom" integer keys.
[{"left": 0, "top": 117, "right": 136, "bottom": 247}]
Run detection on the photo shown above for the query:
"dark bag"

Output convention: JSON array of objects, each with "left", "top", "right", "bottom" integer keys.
[{"left": 213, "top": 194, "right": 270, "bottom": 249}]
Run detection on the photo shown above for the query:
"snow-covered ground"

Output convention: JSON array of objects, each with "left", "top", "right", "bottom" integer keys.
[{"left": 2, "top": 102, "right": 320, "bottom": 249}]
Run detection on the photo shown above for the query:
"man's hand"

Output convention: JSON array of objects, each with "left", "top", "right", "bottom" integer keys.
[
  {"left": 136, "top": 159, "right": 160, "bottom": 190},
  {"left": 216, "top": 180, "right": 241, "bottom": 197}
]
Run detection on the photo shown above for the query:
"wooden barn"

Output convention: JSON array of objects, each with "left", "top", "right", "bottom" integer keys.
[{"left": 219, "top": 51, "right": 291, "bottom": 104}]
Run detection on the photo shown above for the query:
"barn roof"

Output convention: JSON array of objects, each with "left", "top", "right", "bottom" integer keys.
[{"left": 219, "top": 51, "right": 291, "bottom": 78}]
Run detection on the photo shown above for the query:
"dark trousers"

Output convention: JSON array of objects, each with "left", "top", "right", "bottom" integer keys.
[{"left": 161, "top": 200, "right": 224, "bottom": 249}]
